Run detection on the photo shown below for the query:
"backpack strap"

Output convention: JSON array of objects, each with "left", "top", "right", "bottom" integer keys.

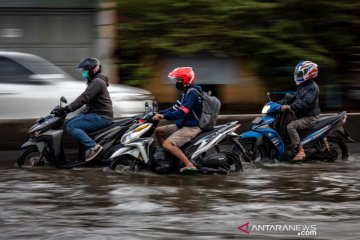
[
  {"left": 192, "top": 109, "right": 200, "bottom": 122},
  {"left": 187, "top": 88, "right": 204, "bottom": 99},
  {"left": 185, "top": 88, "right": 202, "bottom": 120}
]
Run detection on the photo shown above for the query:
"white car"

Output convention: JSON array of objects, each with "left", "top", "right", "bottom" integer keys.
[{"left": 0, "top": 51, "right": 154, "bottom": 119}]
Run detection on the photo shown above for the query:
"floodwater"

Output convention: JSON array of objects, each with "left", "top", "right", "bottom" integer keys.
[{"left": 0, "top": 148, "right": 359, "bottom": 240}]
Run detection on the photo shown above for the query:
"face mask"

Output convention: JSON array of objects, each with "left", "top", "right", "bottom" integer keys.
[
  {"left": 82, "top": 70, "right": 89, "bottom": 79},
  {"left": 175, "top": 82, "right": 184, "bottom": 91}
]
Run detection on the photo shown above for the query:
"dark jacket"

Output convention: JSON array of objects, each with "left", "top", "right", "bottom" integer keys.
[
  {"left": 275, "top": 110, "right": 297, "bottom": 139},
  {"left": 67, "top": 73, "right": 113, "bottom": 119},
  {"left": 161, "top": 84, "right": 202, "bottom": 128},
  {"left": 280, "top": 80, "right": 320, "bottom": 118}
]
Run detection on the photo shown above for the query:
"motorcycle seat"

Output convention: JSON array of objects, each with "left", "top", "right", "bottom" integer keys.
[
  {"left": 88, "top": 118, "right": 133, "bottom": 137},
  {"left": 306, "top": 115, "right": 340, "bottom": 131},
  {"left": 181, "top": 124, "right": 227, "bottom": 150}
]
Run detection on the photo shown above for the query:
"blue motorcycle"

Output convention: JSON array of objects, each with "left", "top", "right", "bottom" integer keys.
[{"left": 233, "top": 93, "right": 355, "bottom": 163}]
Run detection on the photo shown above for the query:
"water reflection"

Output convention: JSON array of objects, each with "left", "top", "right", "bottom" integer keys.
[{"left": 0, "top": 152, "right": 359, "bottom": 240}]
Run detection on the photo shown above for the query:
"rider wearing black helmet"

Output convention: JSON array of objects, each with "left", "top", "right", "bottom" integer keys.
[{"left": 57, "top": 57, "right": 113, "bottom": 162}]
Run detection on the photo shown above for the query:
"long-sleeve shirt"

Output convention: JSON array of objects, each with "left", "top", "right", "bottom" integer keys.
[
  {"left": 279, "top": 80, "right": 320, "bottom": 118},
  {"left": 161, "top": 84, "right": 202, "bottom": 128},
  {"left": 67, "top": 74, "right": 113, "bottom": 119}
]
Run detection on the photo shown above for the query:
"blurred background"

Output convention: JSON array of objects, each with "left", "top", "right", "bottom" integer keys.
[
  {"left": 0, "top": 0, "right": 359, "bottom": 113},
  {"left": 1, "top": 3, "right": 360, "bottom": 239},
  {"left": 115, "top": 0, "right": 360, "bottom": 112},
  {"left": 117, "top": 0, "right": 360, "bottom": 113}
]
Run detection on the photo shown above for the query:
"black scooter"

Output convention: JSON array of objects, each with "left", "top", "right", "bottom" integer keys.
[{"left": 17, "top": 97, "right": 138, "bottom": 168}]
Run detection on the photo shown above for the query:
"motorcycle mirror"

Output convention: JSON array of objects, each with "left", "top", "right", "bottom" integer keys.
[
  {"left": 267, "top": 92, "right": 272, "bottom": 101},
  {"left": 60, "top": 96, "right": 67, "bottom": 108},
  {"left": 152, "top": 101, "right": 159, "bottom": 112},
  {"left": 60, "top": 96, "right": 67, "bottom": 104}
]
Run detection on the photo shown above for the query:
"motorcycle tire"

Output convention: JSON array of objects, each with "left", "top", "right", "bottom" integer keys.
[
  {"left": 232, "top": 138, "right": 267, "bottom": 162},
  {"left": 109, "top": 155, "right": 139, "bottom": 172},
  {"left": 326, "top": 136, "right": 349, "bottom": 161},
  {"left": 219, "top": 150, "right": 243, "bottom": 172},
  {"left": 17, "top": 146, "right": 46, "bottom": 168}
]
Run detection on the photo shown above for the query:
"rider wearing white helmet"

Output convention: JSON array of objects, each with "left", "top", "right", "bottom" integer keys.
[{"left": 280, "top": 61, "right": 321, "bottom": 161}]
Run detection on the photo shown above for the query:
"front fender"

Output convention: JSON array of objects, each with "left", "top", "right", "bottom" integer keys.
[
  {"left": 21, "top": 140, "right": 46, "bottom": 153},
  {"left": 239, "top": 131, "right": 264, "bottom": 144},
  {"left": 240, "top": 129, "right": 285, "bottom": 160},
  {"left": 110, "top": 146, "right": 140, "bottom": 159}
]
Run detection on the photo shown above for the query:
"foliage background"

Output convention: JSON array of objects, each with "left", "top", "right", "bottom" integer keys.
[{"left": 115, "top": 0, "right": 359, "bottom": 90}]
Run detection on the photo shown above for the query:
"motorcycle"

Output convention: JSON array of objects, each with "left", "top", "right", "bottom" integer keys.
[
  {"left": 233, "top": 93, "right": 356, "bottom": 163},
  {"left": 108, "top": 102, "right": 245, "bottom": 175},
  {"left": 17, "top": 97, "right": 138, "bottom": 168}
]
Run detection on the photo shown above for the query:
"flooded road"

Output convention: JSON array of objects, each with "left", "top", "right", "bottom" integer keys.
[{"left": 0, "top": 147, "right": 359, "bottom": 240}]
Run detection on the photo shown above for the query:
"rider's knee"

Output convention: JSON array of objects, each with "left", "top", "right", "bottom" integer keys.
[
  {"left": 65, "top": 122, "right": 73, "bottom": 133},
  {"left": 287, "top": 122, "right": 295, "bottom": 131},
  {"left": 155, "top": 127, "right": 162, "bottom": 136},
  {"left": 162, "top": 139, "right": 174, "bottom": 150}
]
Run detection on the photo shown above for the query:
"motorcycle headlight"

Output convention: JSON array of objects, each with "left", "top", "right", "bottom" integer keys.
[
  {"left": 121, "top": 133, "right": 133, "bottom": 144},
  {"left": 120, "top": 123, "right": 151, "bottom": 144},
  {"left": 261, "top": 105, "right": 270, "bottom": 114}
]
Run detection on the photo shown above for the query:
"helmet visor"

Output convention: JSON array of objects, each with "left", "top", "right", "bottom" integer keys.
[
  {"left": 295, "top": 70, "right": 303, "bottom": 78},
  {"left": 294, "top": 67, "right": 304, "bottom": 80}
]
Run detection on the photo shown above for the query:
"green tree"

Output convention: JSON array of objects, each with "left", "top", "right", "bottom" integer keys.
[{"left": 116, "top": 0, "right": 359, "bottom": 88}]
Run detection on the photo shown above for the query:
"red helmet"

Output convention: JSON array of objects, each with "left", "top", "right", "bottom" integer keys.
[{"left": 168, "top": 67, "right": 195, "bottom": 86}]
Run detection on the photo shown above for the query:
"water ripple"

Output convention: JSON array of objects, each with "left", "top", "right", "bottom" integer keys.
[{"left": 0, "top": 152, "right": 359, "bottom": 240}]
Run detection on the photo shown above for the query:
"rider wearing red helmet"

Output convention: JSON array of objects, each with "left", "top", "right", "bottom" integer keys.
[
  {"left": 280, "top": 61, "right": 321, "bottom": 161},
  {"left": 152, "top": 67, "right": 203, "bottom": 173}
]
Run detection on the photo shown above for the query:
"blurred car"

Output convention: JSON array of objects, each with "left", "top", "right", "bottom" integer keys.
[{"left": 0, "top": 51, "right": 154, "bottom": 119}]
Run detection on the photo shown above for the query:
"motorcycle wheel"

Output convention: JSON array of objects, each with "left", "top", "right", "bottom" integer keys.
[
  {"left": 17, "top": 146, "right": 47, "bottom": 168},
  {"left": 109, "top": 155, "right": 139, "bottom": 172},
  {"left": 221, "top": 150, "right": 243, "bottom": 172},
  {"left": 232, "top": 138, "right": 266, "bottom": 162},
  {"left": 325, "top": 137, "right": 349, "bottom": 161}
]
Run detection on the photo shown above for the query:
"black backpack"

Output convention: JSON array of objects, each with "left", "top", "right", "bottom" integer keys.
[{"left": 189, "top": 89, "right": 221, "bottom": 131}]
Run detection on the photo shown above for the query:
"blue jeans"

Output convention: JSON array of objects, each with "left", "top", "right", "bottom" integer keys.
[{"left": 65, "top": 113, "right": 112, "bottom": 149}]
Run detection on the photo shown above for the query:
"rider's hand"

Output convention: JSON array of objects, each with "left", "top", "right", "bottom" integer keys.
[
  {"left": 152, "top": 114, "right": 164, "bottom": 121},
  {"left": 281, "top": 105, "right": 290, "bottom": 111},
  {"left": 52, "top": 106, "right": 69, "bottom": 116}
]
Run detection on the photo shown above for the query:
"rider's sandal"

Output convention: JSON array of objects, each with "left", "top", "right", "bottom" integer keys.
[
  {"left": 292, "top": 152, "right": 306, "bottom": 162},
  {"left": 180, "top": 166, "right": 199, "bottom": 175}
]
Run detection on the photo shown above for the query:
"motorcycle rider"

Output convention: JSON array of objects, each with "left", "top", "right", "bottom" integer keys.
[
  {"left": 55, "top": 57, "right": 113, "bottom": 162},
  {"left": 152, "top": 67, "right": 203, "bottom": 173},
  {"left": 280, "top": 61, "right": 321, "bottom": 161}
]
